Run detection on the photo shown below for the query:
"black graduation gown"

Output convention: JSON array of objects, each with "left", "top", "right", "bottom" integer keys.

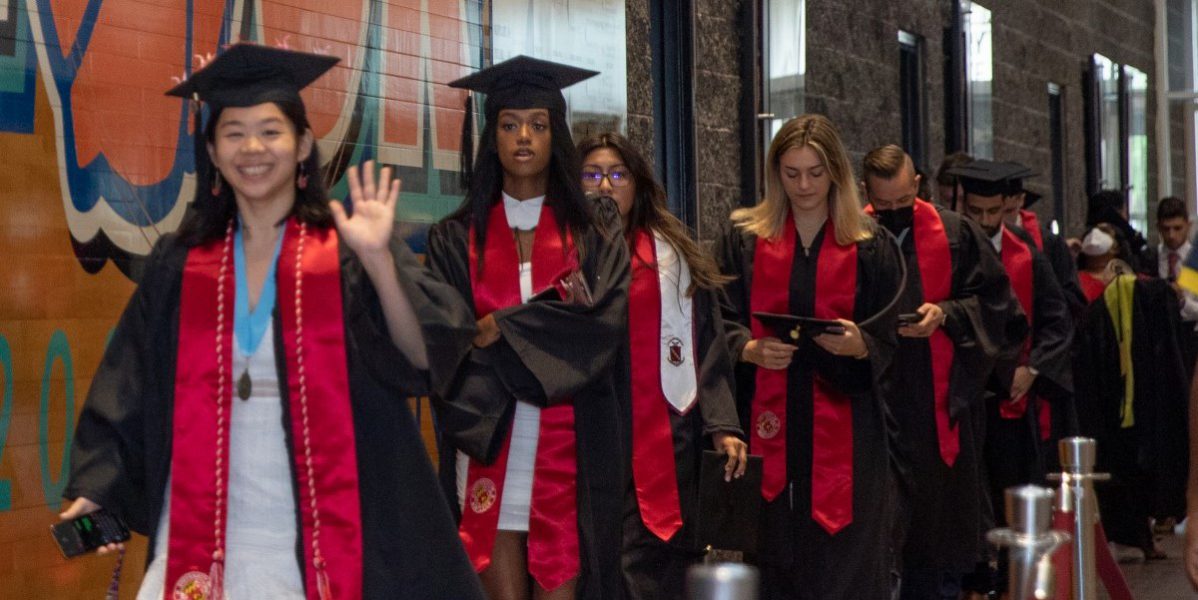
[
  {"left": 425, "top": 199, "right": 631, "bottom": 600},
  {"left": 1073, "top": 277, "right": 1190, "bottom": 548},
  {"left": 983, "top": 225, "right": 1075, "bottom": 526},
  {"left": 65, "top": 230, "right": 486, "bottom": 599},
  {"left": 1039, "top": 226, "right": 1087, "bottom": 315},
  {"left": 715, "top": 223, "right": 902, "bottom": 600},
  {"left": 888, "top": 210, "right": 1028, "bottom": 576},
  {"left": 621, "top": 233, "right": 743, "bottom": 600}
]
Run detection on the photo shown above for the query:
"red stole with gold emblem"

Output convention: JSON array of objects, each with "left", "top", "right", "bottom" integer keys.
[
  {"left": 749, "top": 217, "right": 857, "bottom": 534},
  {"left": 168, "top": 219, "right": 362, "bottom": 600},
  {"left": 458, "top": 200, "right": 580, "bottom": 591}
]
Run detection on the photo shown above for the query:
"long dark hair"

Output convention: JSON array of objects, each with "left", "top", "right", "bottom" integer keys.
[
  {"left": 176, "top": 100, "right": 333, "bottom": 247},
  {"left": 576, "top": 132, "right": 731, "bottom": 294},
  {"left": 449, "top": 108, "right": 598, "bottom": 264}
]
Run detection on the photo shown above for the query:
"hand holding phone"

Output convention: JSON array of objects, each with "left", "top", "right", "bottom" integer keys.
[
  {"left": 52, "top": 502, "right": 130, "bottom": 558},
  {"left": 897, "top": 312, "right": 922, "bottom": 327}
]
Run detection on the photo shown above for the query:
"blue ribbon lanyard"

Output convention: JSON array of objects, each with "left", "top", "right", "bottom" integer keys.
[{"left": 234, "top": 223, "right": 285, "bottom": 357}]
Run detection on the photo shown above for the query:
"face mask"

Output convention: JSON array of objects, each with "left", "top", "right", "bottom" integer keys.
[{"left": 874, "top": 205, "right": 915, "bottom": 235}]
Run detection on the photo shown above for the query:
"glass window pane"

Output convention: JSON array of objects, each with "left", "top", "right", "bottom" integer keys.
[
  {"left": 1095, "top": 54, "right": 1123, "bottom": 191},
  {"left": 1126, "top": 65, "right": 1149, "bottom": 233},
  {"left": 490, "top": 0, "right": 627, "bottom": 135},
  {"left": 761, "top": 0, "right": 806, "bottom": 190},
  {"left": 963, "top": 1, "right": 992, "bottom": 159}
]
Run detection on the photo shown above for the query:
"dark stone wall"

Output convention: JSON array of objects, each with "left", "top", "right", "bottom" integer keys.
[{"left": 628, "top": 0, "right": 1168, "bottom": 240}]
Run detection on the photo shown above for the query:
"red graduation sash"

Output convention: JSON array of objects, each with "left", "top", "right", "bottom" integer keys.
[
  {"left": 168, "top": 219, "right": 362, "bottom": 600},
  {"left": 749, "top": 218, "right": 857, "bottom": 534},
  {"left": 627, "top": 228, "right": 685, "bottom": 541},
  {"left": 459, "top": 201, "right": 580, "bottom": 591},
  {"left": 865, "top": 200, "right": 958, "bottom": 466},
  {"left": 999, "top": 226, "right": 1035, "bottom": 421},
  {"left": 1020, "top": 209, "right": 1044, "bottom": 251}
]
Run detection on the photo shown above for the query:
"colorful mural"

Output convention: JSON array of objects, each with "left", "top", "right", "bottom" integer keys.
[{"left": 0, "top": 0, "right": 481, "bottom": 596}]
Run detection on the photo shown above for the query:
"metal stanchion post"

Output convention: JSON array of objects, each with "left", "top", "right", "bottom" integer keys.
[
  {"left": 1047, "top": 436, "right": 1110, "bottom": 600},
  {"left": 687, "top": 563, "right": 759, "bottom": 600},
  {"left": 987, "top": 485, "right": 1071, "bottom": 600}
]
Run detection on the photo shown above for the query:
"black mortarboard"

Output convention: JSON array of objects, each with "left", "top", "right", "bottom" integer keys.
[
  {"left": 751, "top": 312, "right": 846, "bottom": 340},
  {"left": 165, "top": 43, "right": 338, "bottom": 109},
  {"left": 165, "top": 43, "right": 338, "bottom": 196},
  {"left": 449, "top": 55, "right": 598, "bottom": 187},
  {"left": 449, "top": 55, "right": 598, "bottom": 119},
  {"left": 945, "top": 159, "right": 1035, "bottom": 198},
  {"left": 1022, "top": 189, "right": 1043, "bottom": 207}
]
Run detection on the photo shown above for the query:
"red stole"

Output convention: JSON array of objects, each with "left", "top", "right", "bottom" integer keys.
[
  {"left": 459, "top": 201, "right": 580, "bottom": 591},
  {"left": 169, "top": 219, "right": 362, "bottom": 600},
  {"left": 1079, "top": 271, "right": 1106, "bottom": 303},
  {"left": 627, "top": 228, "right": 685, "bottom": 541},
  {"left": 1020, "top": 209, "right": 1044, "bottom": 251},
  {"left": 865, "top": 201, "right": 958, "bottom": 465},
  {"left": 999, "top": 227, "right": 1035, "bottom": 421},
  {"left": 749, "top": 218, "right": 857, "bottom": 534}
]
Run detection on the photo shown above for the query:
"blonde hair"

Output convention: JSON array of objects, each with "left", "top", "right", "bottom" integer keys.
[{"left": 731, "top": 114, "right": 873, "bottom": 244}]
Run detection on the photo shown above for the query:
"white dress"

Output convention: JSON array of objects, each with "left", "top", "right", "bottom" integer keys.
[
  {"left": 137, "top": 322, "right": 304, "bottom": 599},
  {"left": 455, "top": 192, "right": 544, "bottom": 532}
]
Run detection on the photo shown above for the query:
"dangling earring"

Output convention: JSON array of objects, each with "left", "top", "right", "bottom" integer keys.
[
  {"left": 211, "top": 171, "right": 222, "bottom": 196},
  {"left": 297, "top": 162, "right": 309, "bottom": 190}
]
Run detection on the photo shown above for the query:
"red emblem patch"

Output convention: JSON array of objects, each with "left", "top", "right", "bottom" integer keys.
[
  {"left": 469, "top": 477, "right": 498, "bottom": 514},
  {"left": 173, "top": 571, "right": 212, "bottom": 600},
  {"left": 756, "top": 411, "right": 781, "bottom": 440},
  {"left": 667, "top": 337, "right": 684, "bottom": 366}
]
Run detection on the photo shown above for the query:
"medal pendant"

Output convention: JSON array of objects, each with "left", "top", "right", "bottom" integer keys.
[{"left": 237, "top": 369, "right": 252, "bottom": 401}]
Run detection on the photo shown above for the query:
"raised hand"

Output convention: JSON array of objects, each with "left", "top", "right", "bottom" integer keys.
[{"left": 330, "top": 160, "right": 402, "bottom": 259}]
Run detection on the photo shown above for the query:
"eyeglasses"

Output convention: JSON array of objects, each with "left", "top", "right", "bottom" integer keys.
[{"left": 581, "top": 168, "right": 632, "bottom": 188}]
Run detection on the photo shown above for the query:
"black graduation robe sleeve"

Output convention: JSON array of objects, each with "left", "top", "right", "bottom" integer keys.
[
  {"left": 425, "top": 204, "right": 631, "bottom": 461},
  {"left": 1042, "top": 229, "right": 1087, "bottom": 314},
  {"left": 63, "top": 238, "right": 182, "bottom": 532},
  {"left": 940, "top": 215, "right": 1029, "bottom": 420},
  {"left": 713, "top": 225, "right": 754, "bottom": 365},
  {"left": 693, "top": 285, "right": 743, "bottom": 437},
  {"left": 489, "top": 221, "right": 631, "bottom": 404},
  {"left": 1027, "top": 249, "right": 1075, "bottom": 399},
  {"left": 339, "top": 232, "right": 477, "bottom": 399}
]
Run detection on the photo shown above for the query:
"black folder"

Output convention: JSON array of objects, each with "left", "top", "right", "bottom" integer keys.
[
  {"left": 751, "top": 311, "right": 845, "bottom": 341},
  {"left": 697, "top": 450, "right": 763, "bottom": 553}
]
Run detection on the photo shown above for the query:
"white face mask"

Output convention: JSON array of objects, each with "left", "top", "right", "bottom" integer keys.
[{"left": 1081, "top": 228, "right": 1115, "bottom": 257}]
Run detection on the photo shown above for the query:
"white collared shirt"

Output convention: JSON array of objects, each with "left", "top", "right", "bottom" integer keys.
[
  {"left": 989, "top": 227, "right": 1004, "bottom": 253},
  {"left": 1159, "top": 241, "right": 1198, "bottom": 323},
  {"left": 502, "top": 191, "right": 546, "bottom": 230}
]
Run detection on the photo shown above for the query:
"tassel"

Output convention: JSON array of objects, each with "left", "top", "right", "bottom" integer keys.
[
  {"left": 104, "top": 547, "right": 125, "bottom": 600},
  {"left": 317, "top": 567, "right": 332, "bottom": 600},
  {"left": 459, "top": 93, "right": 474, "bottom": 192},
  {"left": 208, "top": 558, "right": 225, "bottom": 600}
]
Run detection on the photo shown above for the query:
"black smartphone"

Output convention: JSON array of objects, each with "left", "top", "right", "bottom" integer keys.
[
  {"left": 897, "top": 313, "right": 922, "bottom": 326},
  {"left": 50, "top": 509, "right": 131, "bottom": 558}
]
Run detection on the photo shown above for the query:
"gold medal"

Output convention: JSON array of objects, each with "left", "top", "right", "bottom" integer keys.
[{"left": 237, "top": 369, "right": 252, "bottom": 401}]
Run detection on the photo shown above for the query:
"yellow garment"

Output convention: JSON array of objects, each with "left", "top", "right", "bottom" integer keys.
[{"left": 1103, "top": 274, "right": 1136, "bottom": 428}]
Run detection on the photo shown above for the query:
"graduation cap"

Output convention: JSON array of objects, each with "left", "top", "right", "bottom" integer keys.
[
  {"left": 945, "top": 159, "right": 1035, "bottom": 198},
  {"left": 166, "top": 43, "right": 338, "bottom": 108},
  {"left": 165, "top": 43, "right": 339, "bottom": 192},
  {"left": 448, "top": 55, "right": 599, "bottom": 186},
  {"left": 752, "top": 312, "right": 846, "bottom": 340},
  {"left": 1022, "top": 189, "right": 1043, "bottom": 208}
]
